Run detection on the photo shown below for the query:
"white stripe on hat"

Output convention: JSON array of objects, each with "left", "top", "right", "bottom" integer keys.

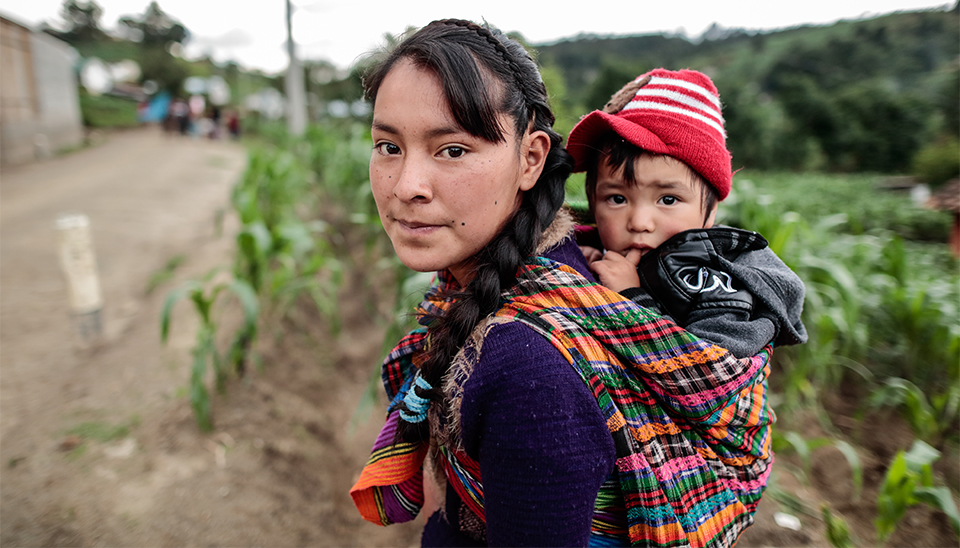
[
  {"left": 622, "top": 100, "right": 727, "bottom": 138},
  {"left": 632, "top": 88, "right": 724, "bottom": 125},
  {"left": 647, "top": 75, "right": 722, "bottom": 110}
]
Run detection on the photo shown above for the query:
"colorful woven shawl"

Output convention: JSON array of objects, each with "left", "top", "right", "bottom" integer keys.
[{"left": 351, "top": 254, "right": 775, "bottom": 547}]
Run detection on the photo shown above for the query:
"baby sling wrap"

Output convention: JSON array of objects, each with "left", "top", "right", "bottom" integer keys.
[{"left": 351, "top": 243, "right": 774, "bottom": 547}]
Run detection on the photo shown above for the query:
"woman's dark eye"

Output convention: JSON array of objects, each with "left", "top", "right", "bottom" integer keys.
[
  {"left": 376, "top": 143, "right": 401, "bottom": 155},
  {"left": 444, "top": 146, "right": 465, "bottom": 158}
]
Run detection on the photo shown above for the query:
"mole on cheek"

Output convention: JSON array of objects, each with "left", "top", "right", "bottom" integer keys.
[{"left": 461, "top": 222, "right": 466, "bottom": 226}]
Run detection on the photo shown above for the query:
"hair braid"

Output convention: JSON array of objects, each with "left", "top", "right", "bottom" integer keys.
[
  {"left": 438, "top": 19, "right": 534, "bottom": 106},
  {"left": 367, "top": 20, "right": 573, "bottom": 442}
]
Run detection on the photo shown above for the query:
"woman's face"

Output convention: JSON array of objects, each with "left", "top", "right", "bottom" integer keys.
[{"left": 370, "top": 59, "right": 548, "bottom": 285}]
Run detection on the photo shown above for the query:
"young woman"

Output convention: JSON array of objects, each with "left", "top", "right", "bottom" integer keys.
[{"left": 352, "top": 19, "right": 775, "bottom": 548}]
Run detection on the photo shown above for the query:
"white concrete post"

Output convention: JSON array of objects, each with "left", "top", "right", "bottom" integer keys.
[{"left": 55, "top": 214, "right": 103, "bottom": 341}]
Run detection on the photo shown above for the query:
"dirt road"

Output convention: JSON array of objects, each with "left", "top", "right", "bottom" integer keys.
[{"left": 0, "top": 127, "right": 420, "bottom": 547}]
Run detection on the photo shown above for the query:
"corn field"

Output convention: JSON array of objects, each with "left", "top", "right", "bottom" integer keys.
[{"left": 162, "top": 120, "right": 959, "bottom": 546}]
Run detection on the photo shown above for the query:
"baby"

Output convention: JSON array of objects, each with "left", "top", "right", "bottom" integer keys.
[{"left": 567, "top": 68, "right": 807, "bottom": 357}]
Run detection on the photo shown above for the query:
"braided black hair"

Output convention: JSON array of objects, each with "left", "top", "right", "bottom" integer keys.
[{"left": 364, "top": 19, "right": 573, "bottom": 442}]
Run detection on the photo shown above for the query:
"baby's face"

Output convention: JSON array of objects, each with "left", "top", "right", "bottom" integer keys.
[{"left": 592, "top": 155, "right": 715, "bottom": 259}]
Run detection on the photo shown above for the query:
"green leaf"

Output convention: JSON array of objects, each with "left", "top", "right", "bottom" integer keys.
[
  {"left": 228, "top": 279, "right": 260, "bottom": 333},
  {"left": 822, "top": 505, "right": 855, "bottom": 548},
  {"left": 190, "top": 337, "right": 213, "bottom": 432},
  {"left": 831, "top": 440, "right": 863, "bottom": 501},
  {"left": 780, "top": 431, "right": 813, "bottom": 478},
  {"left": 160, "top": 280, "right": 202, "bottom": 342},
  {"left": 913, "top": 486, "right": 960, "bottom": 534},
  {"left": 244, "top": 221, "right": 273, "bottom": 255},
  {"left": 903, "top": 439, "right": 940, "bottom": 472},
  {"left": 882, "top": 451, "right": 909, "bottom": 491},
  {"left": 803, "top": 254, "right": 859, "bottom": 300}
]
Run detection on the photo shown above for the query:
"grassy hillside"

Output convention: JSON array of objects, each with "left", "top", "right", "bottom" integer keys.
[{"left": 534, "top": 5, "right": 960, "bottom": 176}]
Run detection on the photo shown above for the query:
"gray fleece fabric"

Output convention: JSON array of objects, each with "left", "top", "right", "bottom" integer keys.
[{"left": 623, "top": 227, "right": 808, "bottom": 359}]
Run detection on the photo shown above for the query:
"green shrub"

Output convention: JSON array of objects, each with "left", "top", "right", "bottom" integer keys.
[
  {"left": 875, "top": 440, "right": 960, "bottom": 541},
  {"left": 79, "top": 91, "right": 139, "bottom": 128},
  {"left": 912, "top": 137, "right": 960, "bottom": 188},
  {"left": 723, "top": 173, "right": 951, "bottom": 242}
]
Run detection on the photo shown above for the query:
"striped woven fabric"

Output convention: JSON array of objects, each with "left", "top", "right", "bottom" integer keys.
[
  {"left": 350, "top": 278, "right": 448, "bottom": 526},
  {"left": 349, "top": 411, "right": 428, "bottom": 525},
  {"left": 351, "top": 255, "right": 774, "bottom": 547}
]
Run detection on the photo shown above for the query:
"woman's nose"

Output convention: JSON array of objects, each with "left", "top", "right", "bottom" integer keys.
[{"left": 393, "top": 157, "right": 433, "bottom": 202}]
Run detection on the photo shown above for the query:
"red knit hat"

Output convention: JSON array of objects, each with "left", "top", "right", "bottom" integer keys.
[{"left": 566, "top": 68, "right": 732, "bottom": 200}]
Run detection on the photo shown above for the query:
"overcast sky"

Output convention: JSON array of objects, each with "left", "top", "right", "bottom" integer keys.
[{"left": 0, "top": 0, "right": 952, "bottom": 73}]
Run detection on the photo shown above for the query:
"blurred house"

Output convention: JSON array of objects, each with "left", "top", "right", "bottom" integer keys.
[{"left": 1, "top": 13, "right": 83, "bottom": 165}]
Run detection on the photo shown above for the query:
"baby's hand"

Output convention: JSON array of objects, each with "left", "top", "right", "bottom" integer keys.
[
  {"left": 579, "top": 245, "right": 603, "bottom": 264},
  {"left": 589, "top": 249, "right": 642, "bottom": 292}
]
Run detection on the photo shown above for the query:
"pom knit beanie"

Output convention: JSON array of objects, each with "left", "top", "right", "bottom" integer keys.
[{"left": 567, "top": 68, "right": 732, "bottom": 200}]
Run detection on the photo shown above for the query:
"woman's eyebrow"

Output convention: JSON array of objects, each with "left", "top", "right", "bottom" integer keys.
[
  {"left": 423, "top": 126, "right": 463, "bottom": 139},
  {"left": 371, "top": 120, "right": 463, "bottom": 140},
  {"left": 371, "top": 120, "right": 399, "bottom": 134}
]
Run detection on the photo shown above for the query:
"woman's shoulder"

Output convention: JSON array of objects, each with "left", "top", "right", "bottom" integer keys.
[
  {"left": 458, "top": 319, "right": 610, "bottom": 446},
  {"left": 458, "top": 320, "right": 579, "bottom": 401},
  {"left": 476, "top": 319, "right": 570, "bottom": 375}
]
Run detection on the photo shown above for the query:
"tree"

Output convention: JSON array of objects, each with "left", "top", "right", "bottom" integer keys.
[
  {"left": 834, "top": 84, "right": 929, "bottom": 172},
  {"left": 116, "top": 2, "right": 191, "bottom": 94},
  {"left": 139, "top": 47, "right": 190, "bottom": 95},
  {"left": 582, "top": 61, "right": 649, "bottom": 112},
  {"left": 118, "top": 2, "right": 189, "bottom": 46},
  {"left": 46, "top": 0, "right": 109, "bottom": 43}
]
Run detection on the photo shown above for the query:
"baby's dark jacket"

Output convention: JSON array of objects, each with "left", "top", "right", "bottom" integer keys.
[{"left": 619, "top": 227, "right": 808, "bottom": 358}]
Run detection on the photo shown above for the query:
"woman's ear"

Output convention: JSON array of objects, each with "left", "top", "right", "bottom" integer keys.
[{"left": 518, "top": 129, "right": 550, "bottom": 192}]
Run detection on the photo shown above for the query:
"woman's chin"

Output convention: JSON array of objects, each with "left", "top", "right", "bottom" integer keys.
[{"left": 390, "top": 250, "right": 446, "bottom": 274}]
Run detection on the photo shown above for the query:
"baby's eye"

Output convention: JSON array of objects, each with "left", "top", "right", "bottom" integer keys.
[
  {"left": 374, "top": 142, "right": 401, "bottom": 155},
  {"left": 606, "top": 194, "right": 627, "bottom": 205},
  {"left": 659, "top": 195, "right": 678, "bottom": 206},
  {"left": 441, "top": 146, "right": 466, "bottom": 158}
]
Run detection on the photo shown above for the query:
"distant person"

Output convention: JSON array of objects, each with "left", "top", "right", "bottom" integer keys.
[
  {"left": 188, "top": 95, "right": 205, "bottom": 137},
  {"left": 210, "top": 104, "right": 222, "bottom": 139},
  {"left": 567, "top": 68, "right": 808, "bottom": 359},
  {"left": 172, "top": 98, "right": 190, "bottom": 136},
  {"left": 350, "top": 21, "right": 786, "bottom": 546},
  {"left": 162, "top": 101, "right": 178, "bottom": 134},
  {"left": 136, "top": 100, "right": 149, "bottom": 124},
  {"left": 226, "top": 110, "right": 241, "bottom": 140}
]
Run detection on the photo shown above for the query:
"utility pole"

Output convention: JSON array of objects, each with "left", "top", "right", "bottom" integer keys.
[{"left": 285, "top": 0, "right": 307, "bottom": 136}]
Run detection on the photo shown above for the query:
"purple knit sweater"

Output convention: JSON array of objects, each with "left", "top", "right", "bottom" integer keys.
[{"left": 421, "top": 238, "right": 618, "bottom": 547}]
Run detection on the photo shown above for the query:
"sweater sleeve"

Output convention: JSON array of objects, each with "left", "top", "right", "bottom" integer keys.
[{"left": 458, "top": 321, "right": 616, "bottom": 547}]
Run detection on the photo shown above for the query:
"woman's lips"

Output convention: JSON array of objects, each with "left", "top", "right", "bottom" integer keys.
[{"left": 396, "top": 218, "right": 443, "bottom": 234}]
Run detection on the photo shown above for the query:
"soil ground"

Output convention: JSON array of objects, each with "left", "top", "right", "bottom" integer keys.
[
  {"left": 1, "top": 126, "right": 956, "bottom": 548},
  {"left": 0, "top": 127, "right": 419, "bottom": 547}
]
